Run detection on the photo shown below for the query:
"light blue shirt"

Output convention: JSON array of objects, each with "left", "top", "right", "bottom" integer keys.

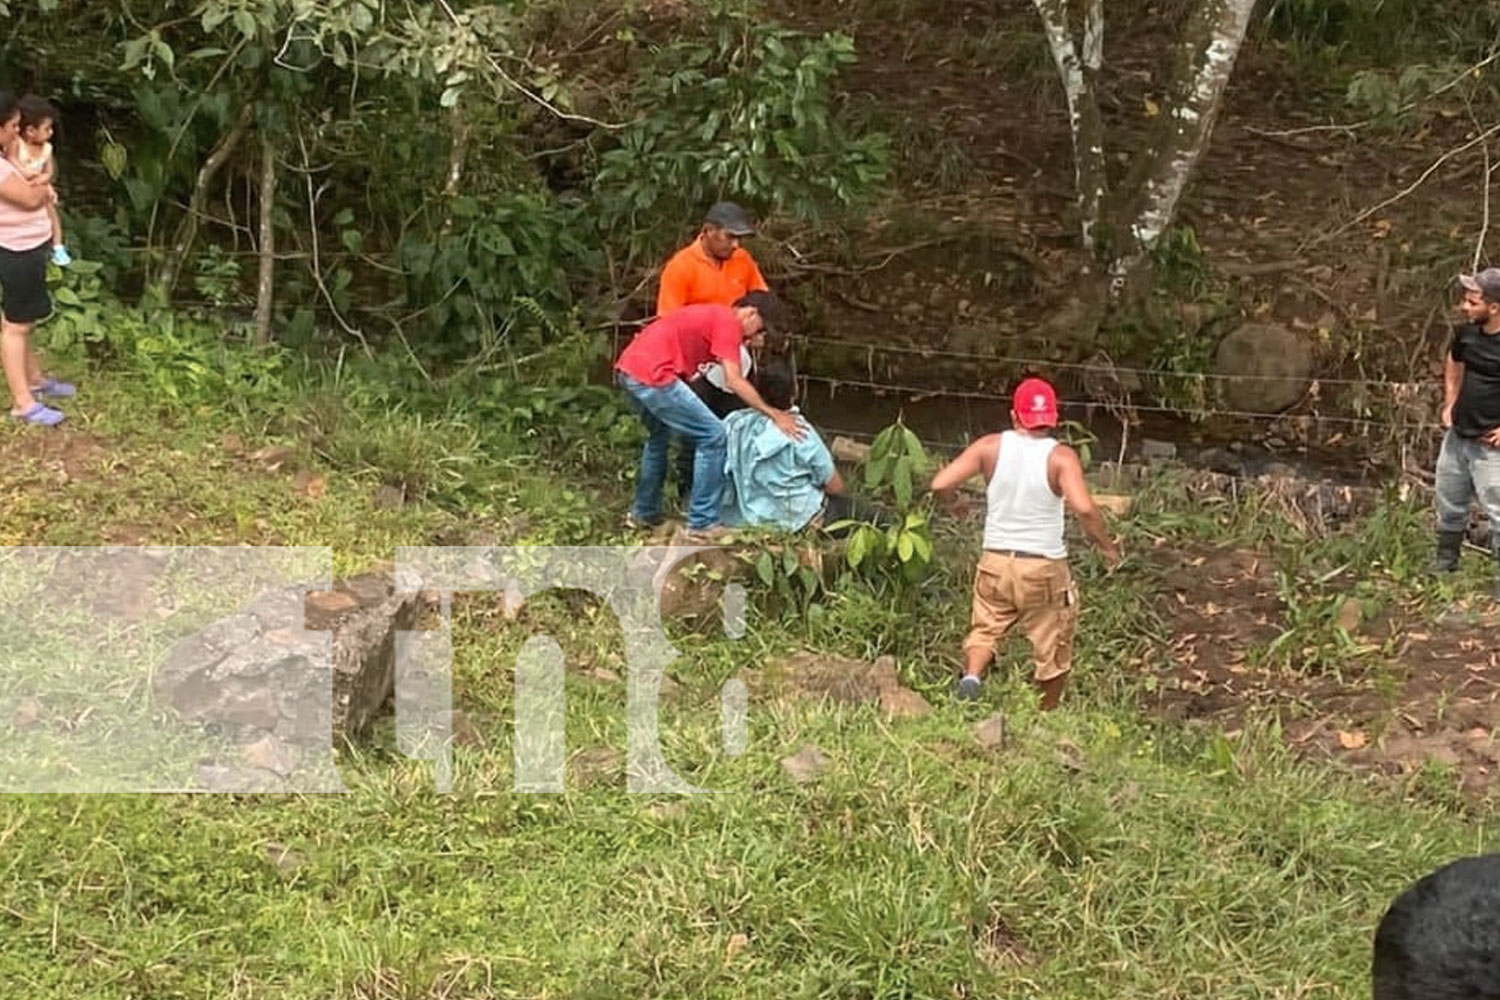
[{"left": 719, "top": 407, "right": 835, "bottom": 531}]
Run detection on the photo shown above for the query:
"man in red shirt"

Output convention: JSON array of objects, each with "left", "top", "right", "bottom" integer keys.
[{"left": 617, "top": 291, "right": 804, "bottom": 541}]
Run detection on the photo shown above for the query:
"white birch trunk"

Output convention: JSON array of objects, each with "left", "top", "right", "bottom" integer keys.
[
  {"left": 1032, "top": 0, "right": 1106, "bottom": 255},
  {"left": 1110, "top": 0, "right": 1258, "bottom": 295}
]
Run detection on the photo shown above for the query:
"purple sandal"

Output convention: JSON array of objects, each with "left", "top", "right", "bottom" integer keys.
[
  {"left": 12, "top": 402, "right": 65, "bottom": 427},
  {"left": 33, "top": 378, "right": 76, "bottom": 399}
]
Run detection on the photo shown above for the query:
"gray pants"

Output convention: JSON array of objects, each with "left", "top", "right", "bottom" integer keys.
[{"left": 1435, "top": 429, "right": 1500, "bottom": 538}]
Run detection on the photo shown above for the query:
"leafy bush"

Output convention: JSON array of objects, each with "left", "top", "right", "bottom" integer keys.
[
  {"left": 394, "top": 192, "right": 600, "bottom": 359},
  {"left": 594, "top": 2, "right": 891, "bottom": 262},
  {"left": 836, "top": 421, "right": 936, "bottom": 586},
  {"left": 41, "top": 263, "right": 287, "bottom": 415}
]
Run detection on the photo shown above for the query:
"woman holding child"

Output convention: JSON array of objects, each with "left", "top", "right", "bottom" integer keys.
[{"left": 0, "top": 92, "right": 73, "bottom": 427}]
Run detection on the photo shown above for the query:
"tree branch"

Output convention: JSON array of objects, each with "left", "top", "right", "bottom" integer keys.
[
  {"left": 254, "top": 133, "right": 277, "bottom": 347},
  {"left": 154, "top": 103, "right": 254, "bottom": 298},
  {"left": 1311, "top": 121, "right": 1500, "bottom": 248},
  {"left": 297, "top": 128, "right": 373, "bottom": 358},
  {"left": 433, "top": 0, "right": 629, "bottom": 130}
]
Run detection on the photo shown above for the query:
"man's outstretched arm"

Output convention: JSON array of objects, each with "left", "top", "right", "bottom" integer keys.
[{"left": 1054, "top": 447, "right": 1121, "bottom": 567}]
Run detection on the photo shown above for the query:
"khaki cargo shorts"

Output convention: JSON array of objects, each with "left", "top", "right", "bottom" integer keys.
[{"left": 962, "top": 550, "right": 1079, "bottom": 682}]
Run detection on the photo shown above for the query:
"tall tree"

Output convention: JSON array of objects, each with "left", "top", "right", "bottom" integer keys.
[{"left": 1031, "top": 0, "right": 1260, "bottom": 305}]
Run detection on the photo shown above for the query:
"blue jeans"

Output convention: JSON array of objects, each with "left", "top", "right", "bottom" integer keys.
[
  {"left": 1435, "top": 429, "right": 1500, "bottom": 543},
  {"left": 617, "top": 372, "right": 727, "bottom": 530}
]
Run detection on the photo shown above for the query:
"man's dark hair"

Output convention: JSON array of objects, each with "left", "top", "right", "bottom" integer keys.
[
  {"left": 1372, "top": 853, "right": 1500, "bottom": 1000},
  {"left": 734, "top": 290, "right": 786, "bottom": 334},
  {"left": 17, "top": 95, "right": 57, "bottom": 132},
  {"left": 754, "top": 356, "right": 797, "bottom": 410}
]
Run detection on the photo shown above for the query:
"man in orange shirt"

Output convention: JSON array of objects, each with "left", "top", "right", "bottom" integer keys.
[
  {"left": 657, "top": 201, "right": 769, "bottom": 317},
  {"left": 657, "top": 202, "right": 775, "bottom": 501}
]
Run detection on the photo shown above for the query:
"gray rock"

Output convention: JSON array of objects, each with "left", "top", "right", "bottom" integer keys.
[
  {"left": 1140, "top": 439, "right": 1178, "bottom": 464},
  {"left": 372, "top": 485, "right": 406, "bottom": 510},
  {"left": 1214, "top": 322, "right": 1313, "bottom": 414},
  {"left": 154, "top": 571, "right": 420, "bottom": 747},
  {"left": 241, "top": 734, "right": 298, "bottom": 777},
  {"left": 976, "top": 715, "right": 1007, "bottom": 749},
  {"left": 781, "top": 744, "right": 830, "bottom": 784}
]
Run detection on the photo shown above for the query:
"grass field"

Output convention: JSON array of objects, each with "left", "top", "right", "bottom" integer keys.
[{"left": 0, "top": 350, "right": 1494, "bottom": 999}]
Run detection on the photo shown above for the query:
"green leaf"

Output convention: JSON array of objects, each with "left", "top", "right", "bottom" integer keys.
[
  {"left": 54, "top": 287, "right": 81, "bottom": 307},
  {"left": 201, "top": 4, "right": 230, "bottom": 32},
  {"left": 781, "top": 545, "right": 798, "bottom": 577},
  {"left": 440, "top": 86, "right": 462, "bottom": 109},
  {"left": 797, "top": 566, "right": 819, "bottom": 598},
  {"left": 755, "top": 553, "right": 774, "bottom": 587},
  {"left": 870, "top": 424, "right": 898, "bottom": 458},
  {"left": 911, "top": 533, "right": 932, "bottom": 562},
  {"left": 866, "top": 455, "right": 890, "bottom": 488},
  {"left": 893, "top": 456, "right": 913, "bottom": 509},
  {"left": 232, "top": 9, "right": 257, "bottom": 39},
  {"left": 898, "top": 533, "right": 915, "bottom": 563},
  {"left": 902, "top": 428, "right": 929, "bottom": 471},
  {"left": 846, "top": 529, "right": 867, "bottom": 569}
]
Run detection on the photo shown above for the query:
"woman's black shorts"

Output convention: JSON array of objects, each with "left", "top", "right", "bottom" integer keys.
[{"left": 0, "top": 240, "right": 52, "bottom": 324}]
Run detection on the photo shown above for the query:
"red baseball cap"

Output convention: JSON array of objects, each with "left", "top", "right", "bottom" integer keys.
[{"left": 1012, "top": 377, "right": 1059, "bottom": 429}]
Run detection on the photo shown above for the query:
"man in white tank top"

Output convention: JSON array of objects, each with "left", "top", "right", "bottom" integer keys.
[{"left": 929, "top": 377, "right": 1121, "bottom": 710}]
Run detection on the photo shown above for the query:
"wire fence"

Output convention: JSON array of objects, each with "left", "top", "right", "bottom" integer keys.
[
  {"left": 109, "top": 240, "right": 1446, "bottom": 440},
  {"left": 793, "top": 373, "right": 1440, "bottom": 433},
  {"left": 791, "top": 333, "right": 1432, "bottom": 388}
]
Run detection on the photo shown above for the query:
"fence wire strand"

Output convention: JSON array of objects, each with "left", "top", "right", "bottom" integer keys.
[{"left": 795, "top": 373, "right": 1438, "bottom": 432}]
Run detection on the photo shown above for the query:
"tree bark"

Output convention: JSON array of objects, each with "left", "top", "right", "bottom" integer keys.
[
  {"left": 154, "top": 104, "right": 255, "bottom": 299},
  {"left": 1108, "top": 0, "right": 1259, "bottom": 298},
  {"left": 253, "top": 133, "right": 277, "bottom": 346},
  {"left": 439, "top": 101, "right": 470, "bottom": 238},
  {"left": 1032, "top": 0, "right": 1108, "bottom": 256}
]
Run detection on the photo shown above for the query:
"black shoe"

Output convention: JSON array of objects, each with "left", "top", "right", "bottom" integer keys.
[{"left": 1434, "top": 530, "right": 1464, "bottom": 573}]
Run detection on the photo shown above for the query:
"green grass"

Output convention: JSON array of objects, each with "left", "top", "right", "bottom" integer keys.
[{"left": 0, "top": 339, "right": 1494, "bottom": 998}]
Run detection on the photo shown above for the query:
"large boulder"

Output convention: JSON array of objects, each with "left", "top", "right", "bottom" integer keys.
[
  {"left": 1213, "top": 322, "right": 1313, "bottom": 414},
  {"left": 153, "top": 571, "right": 421, "bottom": 752}
]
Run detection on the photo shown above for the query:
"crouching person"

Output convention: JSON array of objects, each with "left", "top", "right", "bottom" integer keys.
[
  {"left": 719, "top": 356, "right": 889, "bottom": 535},
  {"left": 1372, "top": 852, "right": 1500, "bottom": 1000},
  {"left": 615, "top": 292, "right": 803, "bottom": 543}
]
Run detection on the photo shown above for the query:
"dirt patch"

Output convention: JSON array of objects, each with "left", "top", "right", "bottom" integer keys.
[
  {"left": 747, "top": 649, "right": 933, "bottom": 719},
  {"left": 977, "top": 912, "right": 1036, "bottom": 970},
  {"left": 46, "top": 546, "right": 168, "bottom": 622},
  {"left": 0, "top": 427, "right": 107, "bottom": 483},
  {"left": 1143, "top": 540, "right": 1500, "bottom": 801}
]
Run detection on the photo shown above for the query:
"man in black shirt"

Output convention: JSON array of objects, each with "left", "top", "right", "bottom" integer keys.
[{"left": 1435, "top": 268, "right": 1500, "bottom": 598}]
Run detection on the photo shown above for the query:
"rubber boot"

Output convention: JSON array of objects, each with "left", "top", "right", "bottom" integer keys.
[
  {"left": 1435, "top": 530, "right": 1464, "bottom": 574},
  {"left": 1036, "top": 674, "right": 1068, "bottom": 712}
]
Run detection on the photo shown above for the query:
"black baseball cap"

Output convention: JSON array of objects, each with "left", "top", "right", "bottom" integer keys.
[
  {"left": 1459, "top": 268, "right": 1500, "bottom": 303},
  {"left": 704, "top": 201, "right": 756, "bottom": 237}
]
